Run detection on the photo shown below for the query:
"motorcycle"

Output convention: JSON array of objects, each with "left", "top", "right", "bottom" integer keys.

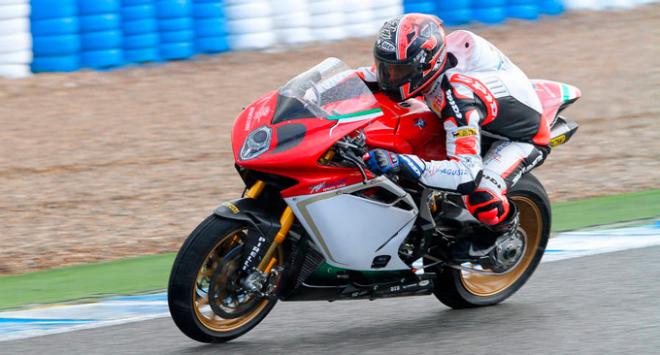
[{"left": 168, "top": 58, "right": 580, "bottom": 343}]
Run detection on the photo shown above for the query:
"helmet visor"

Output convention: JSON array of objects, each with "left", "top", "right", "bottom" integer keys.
[{"left": 375, "top": 59, "right": 417, "bottom": 92}]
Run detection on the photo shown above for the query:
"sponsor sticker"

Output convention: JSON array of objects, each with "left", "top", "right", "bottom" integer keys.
[
  {"left": 222, "top": 202, "right": 240, "bottom": 214},
  {"left": 453, "top": 127, "right": 477, "bottom": 138},
  {"left": 550, "top": 135, "right": 566, "bottom": 147}
]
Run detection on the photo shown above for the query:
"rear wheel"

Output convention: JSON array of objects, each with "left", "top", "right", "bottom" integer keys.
[
  {"left": 168, "top": 215, "right": 282, "bottom": 343},
  {"left": 433, "top": 173, "right": 551, "bottom": 308}
]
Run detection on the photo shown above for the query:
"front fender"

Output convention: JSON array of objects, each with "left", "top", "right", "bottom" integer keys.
[{"left": 214, "top": 198, "right": 282, "bottom": 240}]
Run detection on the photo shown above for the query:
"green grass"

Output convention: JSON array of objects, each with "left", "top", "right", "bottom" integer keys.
[
  {"left": 552, "top": 189, "right": 660, "bottom": 232},
  {"left": 1, "top": 189, "right": 658, "bottom": 310},
  {"left": 0, "top": 253, "right": 175, "bottom": 310}
]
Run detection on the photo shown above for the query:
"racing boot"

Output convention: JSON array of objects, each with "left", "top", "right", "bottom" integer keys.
[
  {"left": 478, "top": 204, "right": 526, "bottom": 273},
  {"left": 451, "top": 204, "right": 524, "bottom": 273}
]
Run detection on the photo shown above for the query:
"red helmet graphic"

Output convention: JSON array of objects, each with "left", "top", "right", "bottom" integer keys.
[{"left": 374, "top": 14, "right": 448, "bottom": 101}]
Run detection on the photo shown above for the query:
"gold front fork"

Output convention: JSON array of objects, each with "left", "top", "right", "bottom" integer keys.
[{"left": 244, "top": 180, "right": 295, "bottom": 272}]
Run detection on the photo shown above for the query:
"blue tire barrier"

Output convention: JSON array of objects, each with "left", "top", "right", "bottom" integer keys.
[
  {"left": 78, "top": 0, "right": 121, "bottom": 15},
  {"left": 159, "top": 42, "right": 194, "bottom": 60},
  {"left": 195, "top": 36, "right": 229, "bottom": 53},
  {"left": 32, "top": 35, "right": 81, "bottom": 56},
  {"left": 79, "top": 14, "right": 121, "bottom": 32},
  {"left": 436, "top": 0, "right": 470, "bottom": 11},
  {"left": 437, "top": 9, "right": 472, "bottom": 26},
  {"left": 123, "top": 33, "right": 159, "bottom": 49},
  {"left": 194, "top": 18, "right": 227, "bottom": 38},
  {"left": 159, "top": 30, "right": 194, "bottom": 43},
  {"left": 507, "top": 5, "right": 539, "bottom": 20},
  {"left": 31, "top": 55, "right": 80, "bottom": 72},
  {"left": 121, "top": 5, "right": 156, "bottom": 21},
  {"left": 156, "top": 0, "right": 192, "bottom": 19},
  {"left": 81, "top": 30, "right": 123, "bottom": 50},
  {"left": 30, "top": 0, "right": 77, "bottom": 20},
  {"left": 472, "top": 0, "right": 506, "bottom": 7},
  {"left": 507, "top": 0, "right": 537, "bottom": 5},
  {"left": 123, "top": 19, "right": 158, "bottom": 34},
  {"left": 81, "top": 49, "right": 124, "bottom": 69},
  {"left": 124, "top": 47, "right": 159, "bottom": 63},
  {"left": 121, "top": 0, "right": 153, "bottom": 5},
  {"left": 157, "top": 17, "right": 193, "bottom": 31},
  {"left": 540, "top": 0, "right": 564, "bottom": 15},
  {"left": 403, "top": 1, "right": 435, "bottom": 14},
  {"left": 473, "top": 7, "right": 506, "bottom": 24},
  {"left": 31, "top": 17, "right": 79, "bottom": 36},
  {"left": 192, "top": 3, "right": 223, "bottom": 19}
]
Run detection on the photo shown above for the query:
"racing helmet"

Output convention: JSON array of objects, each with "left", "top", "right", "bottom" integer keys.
[{"left": 374, "top": 14, "right": 448, "bottom": 101}]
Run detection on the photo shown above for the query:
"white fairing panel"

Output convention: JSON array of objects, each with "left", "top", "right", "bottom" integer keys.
[{"left": 285, "top": 177, "right": 418, "bottom": 271}]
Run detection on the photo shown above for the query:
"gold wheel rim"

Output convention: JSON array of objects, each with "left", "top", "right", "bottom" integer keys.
[
  {"left": 460, "top": 196, "right": 543, "bottom": 297},
  {"left": 192, "top": 229, "right": 282, "bottom": 332}
]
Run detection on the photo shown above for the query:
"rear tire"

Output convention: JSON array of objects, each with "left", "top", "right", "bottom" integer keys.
[
  {"left": 168, "top": 215, "right": 278, "bottom": 343},
  {"left": 433, "top": 173, "right": 551, "bottom": 308}
]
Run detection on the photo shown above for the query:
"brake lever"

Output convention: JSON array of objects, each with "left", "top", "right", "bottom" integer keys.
[{"left": 341, "top": 150, "right": 369, "bottom": 183}]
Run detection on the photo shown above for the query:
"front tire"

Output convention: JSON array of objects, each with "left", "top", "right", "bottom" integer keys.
[
  {"left": 433, "top": 173, "right": 551, "bottom": 308},
  {"left": 167, "top": 215, "right": 280, "bottom": 343}
]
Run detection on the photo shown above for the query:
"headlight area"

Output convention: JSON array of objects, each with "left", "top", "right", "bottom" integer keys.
[{"left": 239, "top": 126, "right": 272, "bottom": 161}]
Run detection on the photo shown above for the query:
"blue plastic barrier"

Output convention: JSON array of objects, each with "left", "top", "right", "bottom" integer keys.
[
  {"left": 121, "top": 5, "right": 156, "bottom": 21},
  {"left": 192, "top": 0, "right": 227, "bottom": 55},
  {"left": 192, "top": 2, "right": 223, "bottom": 18},
  {"left": 540, "top": 0, "right": 564, "bottom": 15},
  {"left": 158, "top": 17, "right": 193, "bottom": 31},
  {"left": 156, "top": 0, "right": 192, "bottom": 19},
  {"left": 124, "top": 47, "right": 159, "bottom": 63},
  {"left": 194, "top": 18, "right": 227, "bottom": 38},
  {"left": 159, "top": 42, "right": 194, "bottom": 60},
  {"left": 473, "top": 7, "right": 506, "bottom": 24},
  {"left": 81, "top": 30, "right": 123, "bottom": 50},
  {"left": 403, "top": 0, "right": 435, "bottom": 14},
  {"left": 195, "top": 36, "right": 229, "bottom": 53},
  {"left": 78, "top": 0, "right": 123, "bottom": 69},
  {"left": 31, "top": 55, "right": 80, "bottom": 72},
  {"left": 30, "top": 0, "right": 77, "bottom": 21},
  {"left": 437, "top": 0, "right": 472, "bottom": 26},
  {"left": 123, "top": 33, "right": 159, "bottom": 49},
  {"left": 507, "top": 2, "right": 540, "bottom": 20},
  {"left": 30, "top": 0, "right": 81, "bottom": 72},
  {"left": 123, "top": 19, "right": 158, "bottom": 35},
  {"left": 78, "top": 0, "right": 120, "bottom": 15},
  {"left": 32, "top": 35, "right": 80, "bottom": 56},
  {"left": 81, "top": 49, "right": 123, "bottom": 69},
  {"left": 31, "top": 17, "right": 79, "bottom": 36},
  {"left": 79, "top": 14, "right": 121, "bottom": 32},
  {"left": 157, "top": 0, "right": 193, "bottom": 60},
  {"left": 121, "top": 0, "right": 159, "bottom": 64}
]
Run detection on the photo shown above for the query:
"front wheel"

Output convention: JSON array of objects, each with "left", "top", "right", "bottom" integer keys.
[
  {"left": 433, "top": 173, "right": 551, "bottom": 308},
  {"left": 167, "top": 215, "right": 282, "bottom": 343}
]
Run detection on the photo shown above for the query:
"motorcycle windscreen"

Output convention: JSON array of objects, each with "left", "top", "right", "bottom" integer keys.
[
  {"left": 273, "top": 57, "right": 383, "bottom": 124},
  {"left": 285, "top": 178, "right": 418, "bottom": 271}
]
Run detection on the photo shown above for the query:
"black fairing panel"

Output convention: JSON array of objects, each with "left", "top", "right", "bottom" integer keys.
[{"left": 214, "top": 198, "right": 281, "bottom": 240}]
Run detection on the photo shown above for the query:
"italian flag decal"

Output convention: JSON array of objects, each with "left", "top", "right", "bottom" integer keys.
[
  {"left": 327, "top": 108, "right": 384, "bottom": 123},
  {"left": 560, "top": 83, "right": 577, "bottom": 102}
]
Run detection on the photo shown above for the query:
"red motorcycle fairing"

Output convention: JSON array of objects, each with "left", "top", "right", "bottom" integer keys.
[{"left": 232, "top": 90, "right": 448, "bottom": 198}]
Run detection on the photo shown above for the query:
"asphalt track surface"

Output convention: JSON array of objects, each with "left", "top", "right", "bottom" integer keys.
[{"left": 6, "top": 246, "right": 659, "bottom": 354}]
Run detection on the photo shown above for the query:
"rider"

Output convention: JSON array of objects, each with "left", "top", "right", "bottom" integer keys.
[{"left": 359, "top": 14, "right": 550, "bottom": 264}]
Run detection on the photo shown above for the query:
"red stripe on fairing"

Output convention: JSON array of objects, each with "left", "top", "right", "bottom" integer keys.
[{"left": 501, "top": 157, "right": 524, "bottom": 179}]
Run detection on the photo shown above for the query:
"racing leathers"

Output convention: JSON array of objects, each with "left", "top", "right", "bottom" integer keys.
[{"left": 361, "top": 30, "right": 550, "bottom": 231}]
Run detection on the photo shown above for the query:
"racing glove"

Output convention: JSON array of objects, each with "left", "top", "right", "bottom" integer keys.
[{"left": 364, "top": 149, "right": 425, "bottom": 180}]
